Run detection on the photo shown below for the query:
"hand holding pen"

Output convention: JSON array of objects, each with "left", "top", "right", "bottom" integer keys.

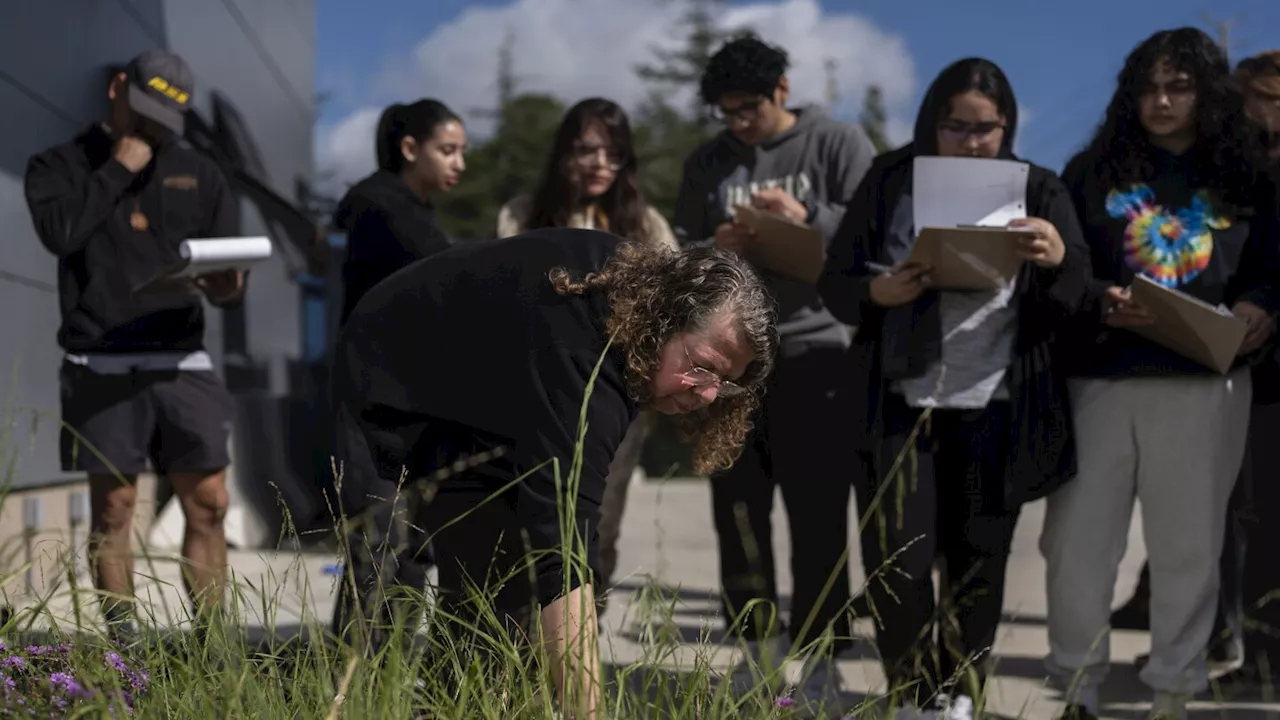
[
  {"left": 1102, "top": 285, "right": 1154, "bottom": 328},
  {"left": 867, "top": 260, "right": 932, "bottom": 307}
]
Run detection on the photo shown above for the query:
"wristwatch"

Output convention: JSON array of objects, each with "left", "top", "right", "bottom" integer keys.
[{"left": 803, "top": 196, "right": 819, "bottom": 224}]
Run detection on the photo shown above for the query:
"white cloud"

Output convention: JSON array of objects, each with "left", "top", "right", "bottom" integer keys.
[
  {"left": 316, "top": 107, "right": 382, "bottom": 188},
  {"left": 886, "top": 117, "right": 915, "bottom": 147},
  {"left": 314, "top": 0, "right": 916, "bottom": 195}
]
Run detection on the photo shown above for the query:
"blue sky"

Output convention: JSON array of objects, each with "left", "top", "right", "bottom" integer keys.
[{"left": 315, "top": 0, "right": 1279, "bottom": 187}]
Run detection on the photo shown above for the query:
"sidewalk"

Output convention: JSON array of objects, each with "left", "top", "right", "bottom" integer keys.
[{"left": 600, "top": 477, "right": 1278, "bottom": 719}]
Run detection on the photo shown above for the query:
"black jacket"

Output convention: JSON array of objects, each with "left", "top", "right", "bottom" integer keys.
[
  {"left": 333, "top": 170, "right": 451, "bottom": 324},
  {"left": 24, "top": 124, "right": 239, "bottom": 353},
  {"left": 1254, "top": 159, "right": 1280, "bottom": 405},
  {"left": 331, "top": 228, "right": 636, "bottom": 586},
  {"left": 818, "top": 144, "right": 1091, "bottom": 506}
]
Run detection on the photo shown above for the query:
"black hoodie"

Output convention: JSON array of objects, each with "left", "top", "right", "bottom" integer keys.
[
  {"left": 24, "top": 124, "right": 239, "bottom": 353},
  {"left": 818, "top": 101, "right": 1092, "bottom": 507},
  {"left": 1060, "top": 146, "right": 1280, "bottom": 378},
  {"left": 331, "top": 228, "right": 636, "bottom": 605},
  {"left": 333, "top": 170, "right": 451, "bottom": 324}
]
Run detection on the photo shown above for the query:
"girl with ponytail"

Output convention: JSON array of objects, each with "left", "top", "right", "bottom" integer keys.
[{"left": 333, "top": 98, "right": 467, "bottom": 324}]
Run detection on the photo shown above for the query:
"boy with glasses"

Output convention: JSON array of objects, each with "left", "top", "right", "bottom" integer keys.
[{"left": 671, "top": 33, "right": 876, "bottom": 711}]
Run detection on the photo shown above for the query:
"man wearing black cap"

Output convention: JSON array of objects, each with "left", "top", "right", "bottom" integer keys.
[{"left": 23, "top": 48, "right": 246, "bottom": 642}]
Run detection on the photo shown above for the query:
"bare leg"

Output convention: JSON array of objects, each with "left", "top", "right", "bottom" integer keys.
[
  {"left": 170, "top": 470, "right": 229, "bottom": 620},
  {"left": 88, "top": 474, "right": 139, "bottom": 629},
  {"left": 540, "top": 585, "right": 603, "bottom": 720}
]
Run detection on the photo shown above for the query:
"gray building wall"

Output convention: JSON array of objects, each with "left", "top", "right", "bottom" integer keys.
[{"left": 0, "top": 0, "right": 315, "bottom": 493}]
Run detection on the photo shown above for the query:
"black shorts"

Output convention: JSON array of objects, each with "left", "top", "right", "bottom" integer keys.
[{"left": 59, "top": 362, "right": 234, "bottom": 476}]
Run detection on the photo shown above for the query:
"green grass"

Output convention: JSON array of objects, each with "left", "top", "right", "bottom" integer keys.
[
  {"left": 0, "top": 512, "right": 878, "bottom": 719},
  {"left": 5, "top": 359, "right": 1269, "bottom": 719},
  {"left": 0, "top": 352, "right": 963, "bottom": 719},
  {"left": 0, "top": 403, "right": 931, "bottom": 720}
]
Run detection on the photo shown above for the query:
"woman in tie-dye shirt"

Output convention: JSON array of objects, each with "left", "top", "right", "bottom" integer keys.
[{"left": 1043, "top": 28, "right": 1280, "bottom": 720}]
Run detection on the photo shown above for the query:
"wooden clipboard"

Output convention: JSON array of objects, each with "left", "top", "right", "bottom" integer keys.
[
  {"left": 907, "top": 226, "right": 1032, "bottom": 291},
  {"left": 1128, "top": 273, "right": 1248, "bottom": 374},
  {"left": 733, "top": 204, "right": 825, "bottom": 285}
]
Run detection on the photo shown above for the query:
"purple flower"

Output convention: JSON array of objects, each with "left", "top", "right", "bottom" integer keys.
[
  {"left": 3, "top": 656, "right": 24, "bottom": 668},
  {"left": 775, "top": 695, "right": 795, "bottom": 709},
  {"left": 104, "top": 651, "right": 127, "bottom": 673},
  {"left": 48, "top": 672, "right": 85, "bottom": 697}
]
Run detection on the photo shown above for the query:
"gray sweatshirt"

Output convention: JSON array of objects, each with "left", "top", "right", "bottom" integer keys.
[{"left": 672, "top": 106, "right": 876, "bottom": 355}]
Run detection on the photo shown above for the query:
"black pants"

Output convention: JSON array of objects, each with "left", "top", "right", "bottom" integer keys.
[
  {"left": 331, "top": 409, "right": 595, "bottom": 666},
  {"left": 711, "top": 346, "right": 859, "bottom": 654},
  {"left": 854, "top": 394, "right": 1019, "bottom": 705},
  {"left": 1240, "top": 401, "right": 1280, "bottom": 675},
  {"left": 332, "top": 476, "right": 554, "bottom": 648}
]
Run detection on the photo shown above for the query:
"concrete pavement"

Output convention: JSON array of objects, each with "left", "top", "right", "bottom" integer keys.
[{"left": 600, "top": 477, "right": 1280, "bottom": 719}]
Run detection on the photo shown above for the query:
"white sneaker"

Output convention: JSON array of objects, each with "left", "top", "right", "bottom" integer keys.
[
  {"left": 727, "top": 635, "right": 791, "bottom": 695},
  {"left": 895, "top": 705, "right": 942, "bottom": 720},
  {"left": 939, "top": 693, "right": 975, "bottom": 720}
]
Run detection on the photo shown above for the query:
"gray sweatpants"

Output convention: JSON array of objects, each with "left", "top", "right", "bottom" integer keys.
[{"left": 1041, "top": 369, "right": 1251, "bottom": 700}]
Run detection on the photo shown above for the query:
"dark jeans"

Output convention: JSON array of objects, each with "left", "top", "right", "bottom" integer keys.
[
  {"left": 710, "top": 345, "right": 859, "bottom": 655},
  {"left": 1240, "top": 401, "right": 1280, "bottom": 675},
  {"left": 855, "top": 394, "right": 1019, "bottom": 705}
]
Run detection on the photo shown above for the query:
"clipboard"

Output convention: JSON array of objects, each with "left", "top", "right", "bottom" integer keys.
[
  {"left": 733, "top": 204, "right": 824, "bottom": 285},
  {"left": 1127, "top": 273, "right": 1248, "bottom": 374},
  {"left": 907, "top": 226, "right": 1033, "bottom": 291}
]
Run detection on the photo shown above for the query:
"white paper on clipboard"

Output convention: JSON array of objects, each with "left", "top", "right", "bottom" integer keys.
[{"left": 912, "top": 156, "right": 1030, "bottom": 230}]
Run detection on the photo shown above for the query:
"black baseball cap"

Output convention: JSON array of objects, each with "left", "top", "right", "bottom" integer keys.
[{"left": 122, "top": 49, "right": 194, "bottom": 135}]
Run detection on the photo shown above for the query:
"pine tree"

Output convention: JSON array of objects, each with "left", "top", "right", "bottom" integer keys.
[
  {"left": 860, "top": 85, "right": 892, "bottom": 153},
  {"left": 634, "top": 0, "right": 746, "bottom": 127},
  {"left": 434, "top": 31, "right": 565, "bottom": 240}
]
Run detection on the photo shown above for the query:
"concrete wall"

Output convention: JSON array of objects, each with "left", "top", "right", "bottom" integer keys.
[
  {"left": 0, "top": 1, "right": 315, "bottom": 563},
  {"left": 160, "top": 0, "right": 316, "bottom": 379},
  {"left": 0, "top": 1, "right": 170, "bottom": 492}
]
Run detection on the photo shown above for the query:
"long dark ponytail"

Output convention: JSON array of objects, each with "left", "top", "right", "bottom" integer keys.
[{"left": 375, "top": 99, "right": 461, "bottom": 173}]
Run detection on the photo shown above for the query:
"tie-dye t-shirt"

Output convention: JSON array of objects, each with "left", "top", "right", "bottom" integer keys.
[
  {"left": 1061, "top": 147, "right": 1279, "bottom": 376},
  {"left": 1103, "top": 183, "right": 1231, "bottom": 290}
]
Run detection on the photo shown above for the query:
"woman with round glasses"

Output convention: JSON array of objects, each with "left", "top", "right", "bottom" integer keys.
[
  {"left": 332, "top": 230, "right": 776, "bottom": 719},
  {"left": 819, "top": 57, "right": 1090, "bottom": 719},
  {"left": 497, "top": 97, "right": 676, "bottom": 250},
  {"left": 497, "top": 97, "right": 678, "bottom": 609}
]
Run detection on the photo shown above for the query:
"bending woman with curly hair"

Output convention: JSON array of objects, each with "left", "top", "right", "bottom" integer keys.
[
  {"left": 1043, "top": 28, "right": 1280, "bottom": 720},
  {"left": 330, "top": 228, "right": 777, "bottom": 719}
]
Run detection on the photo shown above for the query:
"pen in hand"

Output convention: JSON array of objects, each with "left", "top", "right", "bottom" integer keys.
[{"left": 866, "top": 261, "right": 894, "bottom": 275}]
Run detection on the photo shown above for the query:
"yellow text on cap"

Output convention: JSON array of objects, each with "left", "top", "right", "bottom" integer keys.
[{"left": 146, "top": 76, "right": 190, "bottom": 105}]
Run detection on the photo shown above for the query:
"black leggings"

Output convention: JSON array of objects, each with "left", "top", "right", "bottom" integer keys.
[
  {"left": 710, "top": 346, "right": 860, "bottom": 654},
  {"left": 330, "top": 410, "right": 598, "bottom": 664},
  {"left": 332, "top": 479, "right": 551, "bottom": 657},
  {"left": 855, "top": 395, "right": 1019, "bottom": 705}
]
